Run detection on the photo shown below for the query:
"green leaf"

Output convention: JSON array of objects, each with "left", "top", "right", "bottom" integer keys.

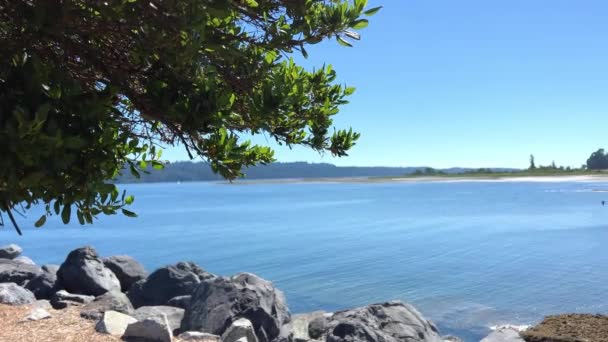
[
  {"left": 363, "top": 6, "right": 383, "bottom": 16},
  {"left": 61, "top": 204, "right": 71, "bottom": 224},
  {"left": 301, "top": 46, "right": 308, "bottom": 59},
  {"left": 245, "top": 0, "right": 258, "bottom": 7},
  {"left": 53, "top": 201, "right": 61, "bottom": 215},
  {"left": 336, "top": 36, "right": 353, "bottom": 47},
  {"left": 76, "top": 210, "right": 85, "bottom": 225},
  {"left": 351, "top": 19, "right": 369, "bottom": 29},
  {"left": 34, "top": 215, "right": 46, "bottom": 228},
  {"left": 121, "top": 209, "right": 138, "bottom": 217},
  {"left": 125, "top": 195, "right": 134, "bottom": 205}
]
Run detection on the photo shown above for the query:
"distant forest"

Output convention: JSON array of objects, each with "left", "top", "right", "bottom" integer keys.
[{"left": 115, "top": 162, "right": 518, "bottom": 183}]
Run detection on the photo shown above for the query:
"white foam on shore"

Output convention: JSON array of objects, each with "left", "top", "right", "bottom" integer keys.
[{"left": 489, "top": 324, "right": 530, "bottom": 332}]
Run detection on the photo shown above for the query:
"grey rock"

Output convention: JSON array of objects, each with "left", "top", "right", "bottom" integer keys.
[
  {"left": 308, "top": 315, "right": 330, "bottom": 340},
  {"left": 322, "top": 301, "right": 443, "bottom": 342},
  {"left": 33, "top": 299, "right": 52, "bottom": 309},
  {"left": 133, "top": 305, "right": 185, "bottom": 335},
  {"left": 441, "top": 335, "right": 463, "bottom": 342},
  {"left": 103, "top": 255, "right": 148, "bottom": 292},
  {"left": 183, "top": 272, "right": 290, "bottom": 342},
  {"left": 25, "top": 264, "right": 60, "bottom": 299},
  {"left": 57, "top": 246, "right": 121, "bottom": 296},
  {"left": 222, "top": 318, "right": 259, "bottom": 342},
  {"left": 124, "top": 315, "right": 173, "bottom": 342},
  {"left": 480, "top": 327, "right": 525, "bottom": 342},
  {"left": 0, "top": 258, "right": 43, "bottom": 285},
  {"left": 22, "top": 307, "right": 51, "bottom": 321},
  {"left": 96, "top": 310, "right": 138, "bottom": 336},
  {"left": 178, "top": 331, "right": 221, "bottom": 342},
  {"left": 14, "top": 256, "right": 36, "bottom": 265},
  {"left": 0, "top": 283, "right": 36, "bottom": 305},
  {"left": 0, "top": 244, "right": 22, "bottom": 259},
  {"left": 167, "top": 295, "right": 191, "bottom": 309},
  {"left": 127, "top": 261, "right": 215, "bottom": 308},
  {"left": 289, "top": 311, "right": 327, "bottom": 342},
  {"left": 50, "top": 289, "right": 94, "bottom": 309},
  {"left": 80, "top": 290, "right": 134, "bottom": 320}
]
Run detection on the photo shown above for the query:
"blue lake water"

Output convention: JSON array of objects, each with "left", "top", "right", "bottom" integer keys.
[{"left": 3, "top": 180, "right": 608, "bottom": 341}]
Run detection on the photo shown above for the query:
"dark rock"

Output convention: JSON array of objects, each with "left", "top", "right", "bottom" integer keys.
[
  {"left": 182, "top": 272, "right": 291, "bottom": 342},
  {"left": 167, "top": 295, "right": 191, "bottom": 309},
  {"left": 25, "top": 264, "right": 60, "bottom": 299},
  {"left": 321, "top": 301, "right": 442, "bottom": 342},
  {"left": 50, "top": 289, "right": 94, "bottom": 309},
  {"left": 127, "top": 261, "right": 215, "bottom": 308},
  {"left": 0, "top": 259, "right": 43, "bottom": 285},
  {"left": 57, "top": 246, "right": 120, "bottom": 296},
  {"left": 133, "top": 305, "right": 185, "bottom": 335},
  {"left": 0, "top": 244, "right": 22, "bottom": 259},
  {"left": 80, "top": 290, "right": 134, "bottom": 320},
  {"left": 124, "top": 315, "right": 173, "bottom": 342},
  {"left": 103, "top": 255, "right": 147, "bottom": 292},
  {"left": 0, "top": 283, "right": 36, "bottom": 305}
]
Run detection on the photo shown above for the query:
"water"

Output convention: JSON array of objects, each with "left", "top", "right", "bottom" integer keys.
[{"left": 4, "top": 180, "right": 608, "bottom": 341}]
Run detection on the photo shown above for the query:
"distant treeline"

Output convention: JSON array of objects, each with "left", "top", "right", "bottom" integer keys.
[{"left": 115, "top": 162, "right": 518, "bottom": 183}]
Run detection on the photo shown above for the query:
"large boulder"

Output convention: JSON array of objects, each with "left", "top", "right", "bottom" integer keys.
[
  {"left": 56, "top": 246, "right": 120, "bottom": 296},
  {"left": 0, "top": 244, "right": 22, "bottom": 259},
  {"left": 50, "top": 289, "right": 94, "bottom": 309},
  {"left": 318, "top": 301, "right": 442, "bottom": 342},
  {"left": 124, "top": 315, "right": 173, "bottom": 342},
  {"left": 25, "top": 264, "right": 60, "bottom": 299},
  {"left": 127, "top": 261, "right": 215, "bottom": 308},
  {"left": 168, "top": 295, "right": 192, "bottom": 309},
  {"left": 288, "top": 311, "right": 329, "bottom": 342},
  {"left": 222, "top": 318, "right": 259, "bottom": 342},
  {"left": 0, "top": 259, "right": 42, "bottom": 285},
  {"left": 182, "top": 272, "right": 291, "bottom": 342},
  {"left": 103, "top": 255, "right": 148, "bottom": 292},
  {"left": 96, "top": 310, "right": 138, "bottom": 336},
  {"left": 0, "top": 282, "right": 36, "bottom": 305},
  {"left": 133, "top": 305, "right": 185, "bottom": 335},
  {"left": 80, "top": 290, "right": 134, "bottom": 320}
]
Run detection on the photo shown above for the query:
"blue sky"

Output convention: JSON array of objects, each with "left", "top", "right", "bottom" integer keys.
[{"left": 164, "top": 0, "right": 608, "bottom": 168}]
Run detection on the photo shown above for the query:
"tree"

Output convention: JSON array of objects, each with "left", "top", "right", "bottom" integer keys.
[
  {"left": 0, "top": 0, "right": 381, "bottom": 234},
  {"left": 586, "top": 148, "right": 608, "bottom": 170},
  {"left": 529, "top": 154, "right": 536, "bottom": 170}
]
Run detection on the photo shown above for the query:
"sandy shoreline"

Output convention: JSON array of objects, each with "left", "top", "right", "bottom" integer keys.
[{"left": 230, "top": 174, "right": 608, "bottom": 185}]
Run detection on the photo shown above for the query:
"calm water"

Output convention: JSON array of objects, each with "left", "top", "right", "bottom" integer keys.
[{"left": 4, "top": 180, "right": 608, "bottom": 340}]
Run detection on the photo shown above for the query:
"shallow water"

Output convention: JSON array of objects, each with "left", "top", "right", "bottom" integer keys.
[{"left": 5, "top": 180, "right": 608, "bottom": 341}]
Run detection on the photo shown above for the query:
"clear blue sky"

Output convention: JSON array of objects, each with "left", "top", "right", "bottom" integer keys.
[{"left": 164, "top": 0, "right": 608, "bottom": 169}]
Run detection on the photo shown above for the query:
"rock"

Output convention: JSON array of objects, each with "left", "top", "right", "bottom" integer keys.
[
  {"left": 178, "top": 331, "right": 221, "bottom": 342},
  {"left": 25, "top": 264, "right": 60, "bottom": 299},
  {"left": 182, "top": 272, "right": 290, "bottom": 342},
  {"left": 133, "top": 305, "right": 185, "bottom": 335},
  {"left": 127, "top": 261, "right": 215, "bottom": 308},
  {"left": 222, "top": 318, "right": 259, "bottom": 342},
  {"left": 50, "top": 289, "right": 94, "bottom": 309},
  {"left": 14, "top": 256, "right": 36, "bottom": 265},
  {"left": 320, "top": 301, "right": 442, "bottom": 342},
  {"left": 57, "top": 246, "right": 121, "bottom": 296},
  {"left": 96, "top": 310, "right": 138, "bottom": 336},
  {"left": 0, "top": 259, "right": 43, "bottom": 285},
  {"left": 0, "top": 283, "right": 36, "bottom": 305},
  {"left": 33, "top": 299, "right": 52, "bottom": 309},
  {"left": 167, "top": 295, "right": 191, "bottom": 309},
  {"left": 308, "top": 315, "right": 330, "bottom": 340},
  {"left": 22, "top": 307, "right": 51, "bottom": 321},
  {"left": 124, "top": 315, "right": 173, "bottom": 342},
  {"left": 0, "top": 244, "right": 22, "bottom": 259},
  {"left": 103, "top": 255, "right": 148, "bottom": 292},
  {"left": 80, "top": 290, "right": 134, "bottom": 320},
  {"left": 291, "top": 311, "right": 327, "bottom": 342},
  {"left": 481, "top": 327, "right": 525, "bottom": 342},
  {"left": 441, "top": 335, "right": 463, "bottom": 342}
]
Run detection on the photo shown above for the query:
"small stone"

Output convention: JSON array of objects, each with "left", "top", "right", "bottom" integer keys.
[
  {"left": 95, "top": 310, "right": 138, "bottom": 336},
  {"left": 133, "top": 305, "right": 184, "bottom": 335},
  {"left": 22, "top": 307, "right": 51, "bottom": 321},
  {"left": 0, "top": 283, "right": 36, "bottom": 305},
  {"left": 178, "top": 331, "right": 221, "bottom": 341},
  {"left": 80, "top": 290, "right": 133, "bottom": 320},
  {"left": 222, "top": 318, "right": 259, "bottom": 342},
  {"left": 0, "top": 244, "right": 22, "bottom": 259},
  {"left": 124, "top": 315, "right": 173, "bottom": 342}
]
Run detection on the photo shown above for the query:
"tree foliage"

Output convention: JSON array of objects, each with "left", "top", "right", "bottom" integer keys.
[
  {"left": 586, "top": 149, "right": 608, "bottom": 170},
  {"left": 0, "top": 0, "right": 380, "bottom": 234}
]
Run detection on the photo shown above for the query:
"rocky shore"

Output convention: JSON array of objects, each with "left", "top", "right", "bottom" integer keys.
[{"left": 0, "top": 244, "right": 602, "bottom": 342}]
